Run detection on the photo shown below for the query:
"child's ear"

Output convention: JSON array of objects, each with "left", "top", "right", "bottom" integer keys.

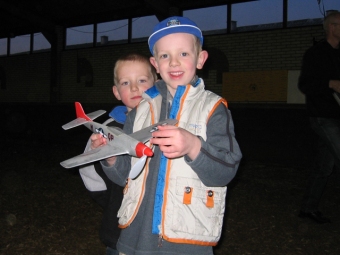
[
  {"left": 197, "top": 50, "right": 208, "bottom": 70},
  {"left": 150, "top": 57, "right": 160, "bottom": 73},
  {"left": 112, "top": 85, "right": 122, "bottom": 100}
]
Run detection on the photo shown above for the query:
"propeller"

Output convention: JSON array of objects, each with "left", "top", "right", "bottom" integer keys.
[{"left": 129, "top": 155, "right": 147, "bottom": 179}]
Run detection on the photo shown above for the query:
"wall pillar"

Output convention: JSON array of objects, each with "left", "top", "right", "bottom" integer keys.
[{"left": 50, "top": 25, "right": 64, "bottom": 103}]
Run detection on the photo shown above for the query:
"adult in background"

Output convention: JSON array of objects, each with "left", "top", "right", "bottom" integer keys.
[{"left": 298, "top": 11, "right": 340, "bottom": 224}]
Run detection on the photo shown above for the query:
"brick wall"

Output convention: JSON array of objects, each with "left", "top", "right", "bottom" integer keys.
[
  {"left": 214, "top": 26, "right": 323, "bottom": 72},
  {"left": 0, "top": 53, "right": 50, "bottom": 102},
  {"left": 0, "top": 25, "right": 324, "bottom": 104},
  {"left": 60, "top": 44, "right": 151, "bottom": 104}
]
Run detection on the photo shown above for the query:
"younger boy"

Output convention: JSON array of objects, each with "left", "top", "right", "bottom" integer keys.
[
  {"left": 96, "top": 16, "right": 242, "bottom": 255},
  {"left": 79, "top": 52, "right": 157, "bottom": 255}
]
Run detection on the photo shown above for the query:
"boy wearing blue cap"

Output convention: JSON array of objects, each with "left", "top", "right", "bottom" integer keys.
[{"left": 97, "top": 16, "right": 242, "bottom": 255}]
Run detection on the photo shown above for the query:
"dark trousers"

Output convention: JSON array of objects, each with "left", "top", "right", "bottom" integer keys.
[
  {"left": 301, "top": 117, "right": 340, "bottom": 212},
  {"left": 106, "top": 247, "right": 119, "bottom": 255}
]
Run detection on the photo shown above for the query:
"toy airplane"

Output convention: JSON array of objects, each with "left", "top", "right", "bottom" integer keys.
[{"left": 60, "top": 102, "right": 178, "bottom": 177}]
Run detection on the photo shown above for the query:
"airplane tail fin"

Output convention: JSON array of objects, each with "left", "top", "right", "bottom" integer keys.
[
  {"left": 75, "top": 102, "right": 91, "bottom": 121},
  {"left": 62, "top": 102, "right": 106, "bottom": 130}
]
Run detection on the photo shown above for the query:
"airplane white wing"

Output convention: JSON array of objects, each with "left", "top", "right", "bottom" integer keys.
[
  {"left": 62, "top": 118, "right": 88, "bottom": 130},
  {"left": 60, "top": 119, "right": 177, "bottom": 169},
  {"left": 60, "top": 144, "right": 128, "bottom": 169},
  {"left": 129, "top": 119, "right": 178, "bottom": 143},
  {"left": 87, "top": 110, "right": 106, "bottom": 120}
]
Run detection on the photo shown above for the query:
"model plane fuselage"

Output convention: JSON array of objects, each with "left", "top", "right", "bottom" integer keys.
[
  {"left": 82, "top": 121, "right": 153, "bottom": 158},
  {"left": 60, "top": 102, "right": 177, "bottom": 169}
]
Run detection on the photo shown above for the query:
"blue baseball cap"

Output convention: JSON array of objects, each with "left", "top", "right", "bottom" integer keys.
[{"left": 148, "top": 16, "right": 203, "bottom": 55}]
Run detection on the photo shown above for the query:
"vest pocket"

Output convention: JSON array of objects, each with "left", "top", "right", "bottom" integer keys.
[{"left": 166, "top": 176, "right": 227, "bottom": 238}]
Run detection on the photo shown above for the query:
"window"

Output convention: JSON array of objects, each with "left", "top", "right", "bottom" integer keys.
[
  {"left": 232, "top": 0, "right": 283, "bottom": 32},
  {"left": 288, "top": 0, "right": 340, "bottom": 27},
  {"left": 1, "top": 0, "right": 339, "bottom": 53},
  {"left": 132, "top": 16, "right": 158, "bottom": 42},
  {"left": 66, "top": 24, "right": 94, "bottom": 49},
  {"left": 97, "top": 19, "right": 129, "bottom": 46},
  {"left": 0, "top": 38, "right": 7, "bottom": 56},
  {"left": 33, "top": 33, "right": 51, "bottom": 52},
  {"left": 184, "top": 5, "right": 228, "bottom": 33},
  {"left": 10, "top": 35, "right": 30, "bottom": 55}
]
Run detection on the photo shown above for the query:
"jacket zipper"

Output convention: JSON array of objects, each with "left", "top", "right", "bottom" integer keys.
[{"left": 158, "top": 234, "right": 163, "bottom": 247}]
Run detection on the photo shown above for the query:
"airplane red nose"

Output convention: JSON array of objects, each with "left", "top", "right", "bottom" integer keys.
[{"left": 135, "top": 142, "right": 153, "bottom": 157}]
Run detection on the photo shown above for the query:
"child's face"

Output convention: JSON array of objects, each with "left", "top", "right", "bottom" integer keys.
[
  {"left": 113, "top": 60, "right": 155, "bottom": 112},
  {"left": 150, "top": 33, "right": 207, "bottom": 96}
]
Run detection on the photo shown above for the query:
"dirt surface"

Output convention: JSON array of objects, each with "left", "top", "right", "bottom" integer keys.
[{"left": 1, "top": 105, "right": 340, "bottom": 255}]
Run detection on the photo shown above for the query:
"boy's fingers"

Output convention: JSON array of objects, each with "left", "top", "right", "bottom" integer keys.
[
  {"left": 91, "top": 136, "right": 107, "bottom": 148},
  {"left": 156, "top": 125, "right": 176, "bottom": 130}
]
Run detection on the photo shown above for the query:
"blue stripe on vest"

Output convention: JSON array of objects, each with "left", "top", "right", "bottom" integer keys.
[{"left": 152, "top": 85, "right": 188, "bottom": 234}]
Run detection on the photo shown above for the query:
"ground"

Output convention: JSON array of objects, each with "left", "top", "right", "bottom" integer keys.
[{"left": 1, "top": 105, "right": 339, "bottom": 255}]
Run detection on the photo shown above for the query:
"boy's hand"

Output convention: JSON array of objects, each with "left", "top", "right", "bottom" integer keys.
[
  {"left": 90, "top": 133, "right": 107, "bottom": 149},
  {"left": 150, "top": 125, "right": 201, "bottom": 160},
  {"left": 90, "top": 133, "right": 116, "bottom": 166}
]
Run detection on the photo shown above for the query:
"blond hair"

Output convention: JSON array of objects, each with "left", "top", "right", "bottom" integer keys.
[{"left": 113, "top": 53, "right": 157, "bottom": 85}]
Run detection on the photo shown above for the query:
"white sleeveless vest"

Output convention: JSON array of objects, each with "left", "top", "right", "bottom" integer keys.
[{"left": 118, "top": 80, "right": 228, "bottom": 246}]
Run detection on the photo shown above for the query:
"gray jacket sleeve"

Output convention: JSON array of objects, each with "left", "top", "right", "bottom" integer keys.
[
  {"left": 100, "top": 112, "right": 135, "bottom": 187},
  {"left": 185, "top": 104, "right": 242, "bottom": 187}
]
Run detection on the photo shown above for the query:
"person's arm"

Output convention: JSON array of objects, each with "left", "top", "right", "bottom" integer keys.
[
  {"left": 78, "top": 137, "right": 109, "bottom": 208},
  {"left": 100, "top": 112, "right": 135, "bottom": 186},
  {"left": 298, "top": 47, "right": 334, "bottom": 96},
  {"left": 185, "top": 104, "right": 242, "bottom": 187},
  {"left": 79, "top": 118, "right": 124, "bottom": 206}
]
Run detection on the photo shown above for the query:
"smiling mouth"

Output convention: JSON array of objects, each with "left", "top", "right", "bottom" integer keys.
[{"left": 170, "top": 71, "right": 183, "bottom": 76}]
